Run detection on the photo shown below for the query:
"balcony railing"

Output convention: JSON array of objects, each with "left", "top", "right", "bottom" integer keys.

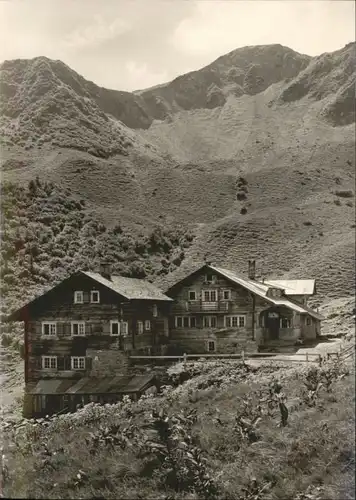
[{"left": 188, "top": 301, "right": 231, "bottom": 313}]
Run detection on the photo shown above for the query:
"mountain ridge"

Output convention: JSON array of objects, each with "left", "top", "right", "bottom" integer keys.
[{"left": 0, "top": 42, "right": 355, "bottom": 307}]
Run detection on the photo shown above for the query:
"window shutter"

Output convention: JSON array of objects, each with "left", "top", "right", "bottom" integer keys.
[
  {"left": 86, "top": 357, "right": 93, "bottom": 371},
  {"left": 57, "top": 356, "right": 65, "bottom": 370},
  {"left": 57, "top": 322, "right": 64, "bottom": 336},
  {"left": 182, "top": 288, "right": 189, "bottom": 300},
  {"left": 103, "top": 322, "right": 111, "bottom": 335},
  {"left": 64, "top": 323, "right": 71, "bottom": 336},
  {"left": 64, "top": 356, "right": 71, "bottom": 370},
  {"left": 83, "top": 292, "right": 90, "bottom": 303}
]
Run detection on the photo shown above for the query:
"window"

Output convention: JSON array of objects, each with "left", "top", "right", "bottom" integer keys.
[
  {"left": 137, "top": 321, "right": 143, "bottom": 334},
  {"left": 205, "top": 274, "right": 216, "bottom": 283},
  {"left": 152, "top": 304, "right": 158, "bottom": 317},
  {"left": 145, "top": 320, "right": 151, "bottom": 331},
  {"left": 207, "top": 340, "right": 216, "bottom": 352},
  {"left": 42, "top": 356, "right": 57, "bottom": 369},
  {"left": 188, "top": 290, "right": 197, "bottom": 301},
  {"left": 175, "top": 316, "right": 196, "bottom": 328},
  {"left": 71, "top": 322, "right": 85, "bottom": 336},
  {"left": 41, "top": 322, "right": 57, "bottom": 337},
  {"left": 223, "top": 290, "right": 231, "bottom": 300},
  {"left": 90, "top": 290, "right": 100, "bottom": 303},
  {"left": 74, "top": 291, "right": 83, "bottom": 304},
  {"left": 121, "top": 322, "right": 128, "bottom": 336},
  {"left": 71, "top": 357, "right": 86, "bottom": 370},
  {"left": 280, "top": 318, "right": 292, "bottom": 328},
  {"left": 203, "top": 316, "right": 217, "bottom": 328},
  {"left": 110, "top": 321, "right": 120, "bottom": 336},
  {"left": 306, "top": 317, "right": 312, "bottom": 326},
  {"left": 225, "top": 315, "right": 246, "bottom": 328},
  {"left": 203, "top": 290, "right": 217, "bottom": 302}
]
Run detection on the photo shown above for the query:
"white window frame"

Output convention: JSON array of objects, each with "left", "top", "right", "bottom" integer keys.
[
  {"left": 202, "top": 290, "right": 217, "bottom": 302},
  {"left": 41, "top": 322, "right": 57, "bottom": 337},
  {"left": 152, "top": 304, "right": 158, "bottom": 317},
  {"left": 110, "top": 320, "right": 120, "bottom": 336},
  {"left": 145, "top": 320, "right": 151, "bottom": 331},
  {"left": 90, "top": 290, "right": 100, "bottom": 303},
  {"left": 74, "top": 291, "right": 83, "bottom": 304},
  {"left": 137, "top": 321, "right": 144, "bottom": 335},
  {"left": 175, "top": 316, "right": 195, "bottom": 328},
  {"left": 121, "top": 321, "right": 128, "bottom": 337},
  {"left": 42, "top": 356, "right": 57, "bottom": 369},
  {"left": 280, "top": 318, "right": 292, "bottom": 328},
  {"left": 71, "top": 356, "right": 86, "bottom": 370},
  {"left": 71, "top": 321, "right": 86, "bottom": 336},
  {"left": 188, "top": 290, "right": 197, "bottom": 301},
  {"left": 306, "top": 317, "right": 312, "bottom": 326},
  {"left": 207, "top": 340, "right": 216, "bottom": 352},
  {"left": 222, "top": 290, "right": 231, "bottom": 301},
  {"left": 203, "top": 316, "right": 217, "bottom": 328},
  {"left": 205, "top": 274, "right": 216, "bottom": 283},
  {"left": 225, "top": 315, "right": 246, "bottom": 328}
]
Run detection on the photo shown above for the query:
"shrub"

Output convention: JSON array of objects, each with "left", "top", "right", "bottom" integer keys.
[
  {"left": 236, "top": 191, "right": 247, "bottom": 201},
  {"left": 334, "top": 190, "right": 354, "bottom": 198}
]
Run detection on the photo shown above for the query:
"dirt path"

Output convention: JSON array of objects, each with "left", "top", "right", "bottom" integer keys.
[{"left": 0, "top": 348, "right": 24, "bottom": 422}]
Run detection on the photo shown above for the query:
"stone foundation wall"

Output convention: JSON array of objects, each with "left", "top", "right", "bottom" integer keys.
[
  {"left": 86, "top": 348, "right": 129, "bottom": 377},
  {"left": 169, "top": 327, "right": 258, "bottom": 354}
]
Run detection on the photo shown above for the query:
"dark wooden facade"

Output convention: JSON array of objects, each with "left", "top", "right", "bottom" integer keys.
[
  {"left": 166, "top": 265, "right": 322, "bottom": 354},
  {"left": 9, "top": 272, "right": 170, "bottom": 417},
  {"left": 7, "top": 264, "right": 323, "bottom": 416}
]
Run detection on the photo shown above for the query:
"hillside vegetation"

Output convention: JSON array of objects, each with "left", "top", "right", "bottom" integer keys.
[
  {"left": 2, "top": 355, "right": 354, "bottom": 500},
  {"left": 0, "top": 179, "right": 194, "bottom": 314},
  {"left": 0, "top": 42, "right": 355, "bottom": 307}
]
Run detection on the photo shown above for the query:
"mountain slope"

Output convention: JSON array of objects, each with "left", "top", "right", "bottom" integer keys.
[{"left": 0, "top": 43, "right": 355, "bottom": 309}]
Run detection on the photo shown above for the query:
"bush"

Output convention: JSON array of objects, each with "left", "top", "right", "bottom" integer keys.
[
  {"left": 0, "top": 180, "right": 195, "bottom": 313},
  {"left": 334, "top": 190, "right": 354, "bottom": 198}
]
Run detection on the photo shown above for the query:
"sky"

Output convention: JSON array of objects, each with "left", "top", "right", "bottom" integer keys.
[{"left": 0, "top": 0, "right": 354, "bottom": 91}]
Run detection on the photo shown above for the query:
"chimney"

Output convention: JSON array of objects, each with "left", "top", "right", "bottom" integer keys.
[
  {"left": 204, "top": 255, "right": 212, "bottom": 266},
  {"left": 99, "top": 262, "right": 112, "bottom": 281},
  {"left": 248, "top": 260, "right": 256, "bottom": 280}
]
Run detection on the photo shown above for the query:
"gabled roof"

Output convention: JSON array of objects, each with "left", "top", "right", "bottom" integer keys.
[
  {"left": 26, "top": 373, "right": 156, "bottom": 395},
  {"left": 83, "top": 271, "right": 172, "bottom": 301},
  {"left": 166, "top": 263, "right": 324, "bottom": 321},
  {"left": 263, "top": 279, "right": 316, "bottom": 296},
  {"left": 6, "top": 270, "right": 172, "bottom": 322}
]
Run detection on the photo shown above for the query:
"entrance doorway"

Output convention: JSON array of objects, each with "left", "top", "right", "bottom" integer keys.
[{"left": 265, "top": 311, "right": 280, "bottom": 340}]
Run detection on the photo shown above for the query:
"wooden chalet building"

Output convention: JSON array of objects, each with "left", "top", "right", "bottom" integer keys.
[
  {"left": 165, "top": 261, "right": 324, "bottom": 354},
  {"left": 6, "top": 264, "right": 172, "bottom": 417},
  {"left": 6, "top": 260, "right": 324, "bottom": 417}
]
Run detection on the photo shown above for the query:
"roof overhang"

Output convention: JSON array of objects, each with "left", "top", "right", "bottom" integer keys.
[
  {"left": 5, "top": 270, "right": 172, "bottom": 322},
  {"left": 26, "top": 374, "right": 156, "bottom": 396}
]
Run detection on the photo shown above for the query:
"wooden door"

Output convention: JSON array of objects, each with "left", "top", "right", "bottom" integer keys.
[{"left": 266, "top": 312, "right": 279, "bottom": 340}]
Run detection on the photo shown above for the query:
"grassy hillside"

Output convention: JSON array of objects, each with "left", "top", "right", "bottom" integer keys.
[
  {"left": 2, "top": 354, "right": 354, "bottom": 499},
  {"left": 0, "top": 179, "right": 194, "bottom": 314},
  {"left": 0, "top": 42, "right": 355, "bottom": 306}
]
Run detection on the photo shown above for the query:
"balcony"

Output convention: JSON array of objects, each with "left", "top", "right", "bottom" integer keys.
[{"left": 188, "top": 301, "right": 231, "bottom": 313}]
